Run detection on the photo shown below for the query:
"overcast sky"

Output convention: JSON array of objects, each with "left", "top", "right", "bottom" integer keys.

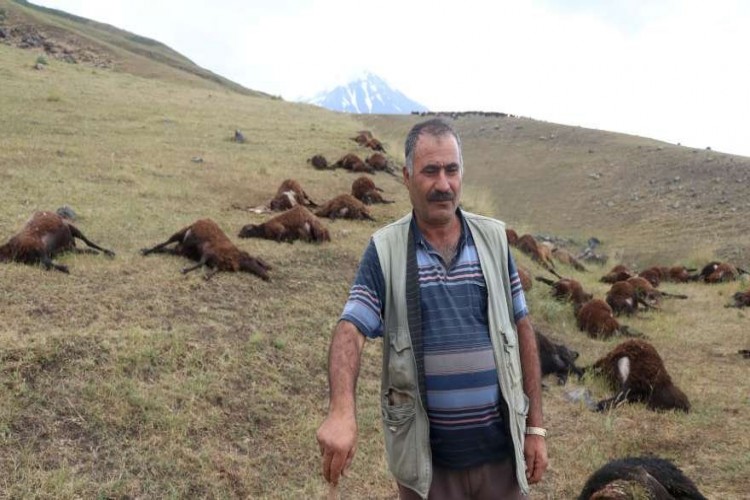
[{"left": 32, "top": 0, "right": 750, "bottom": 157}]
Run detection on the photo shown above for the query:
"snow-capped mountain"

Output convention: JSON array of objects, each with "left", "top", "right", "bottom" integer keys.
[{"left": 302, "top": 72, "right": 428, "bottom": 115}]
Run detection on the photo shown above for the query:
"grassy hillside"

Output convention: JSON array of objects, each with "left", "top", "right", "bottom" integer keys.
[
  {"left": 0, "top": 20, "right": 748, "bottom": 500},
  {"left": 1, "top": 0, "right": 270, "bottom": 97}
]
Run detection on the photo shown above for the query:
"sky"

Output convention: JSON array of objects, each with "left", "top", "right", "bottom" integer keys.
[{"left": 32, "top": 0, "right": 750, "bottom": 157}]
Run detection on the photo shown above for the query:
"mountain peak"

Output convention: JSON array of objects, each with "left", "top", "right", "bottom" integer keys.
[{"left": 301, "top": 72, "right": 428, "bottom": 115}]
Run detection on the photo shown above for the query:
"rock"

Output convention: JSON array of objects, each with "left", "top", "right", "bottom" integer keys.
[
  {"left": 233, "top": 129, "right": 246, "bottom": 143},
  {"left": 191, "top": 156, "right": 204, "bottom": 163}
]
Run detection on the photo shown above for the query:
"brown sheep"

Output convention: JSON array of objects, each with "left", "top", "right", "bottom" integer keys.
[
  {"left": 141, "top": 219, "right": 270, "bottom": 280},
  {"left": 268, "top": 178, "right": 318, "bottom": 211},
  {"left": 575, "top": 299, "right": 643, "bottom": 340},
  {"left": 600, "top": 264, "right": 634, "bottom": 284},
  {"left": 315, "top": 194, "right": 374, "bottom": 221},
  {"left": 517, "top": 265, "right": 533, "bottom": 292},
  {"left": 238, "top": 206, "right": 330, "bottom": 243},
  {"left": 626, "top": 276, "right": 687, "bottom": 303},
  {"left": 536, "top": 276, "right": 592, "bottom": 306},
  {"left": 505, "top": 228, "right": 519, "bottom": 246},
  {"left": 307, "top": 154, "right": 332, "bottom": 170},
  {"left": 590, "top": 339, "right": 691, "bottom": 412},
  {"left": 659, "top": 265, "right": 696, "bottom": 283},
  {"left": 606, "top": 281, "right": 654, "bottom": 316},
  {"left": 351, "top": 130, "right": 386, "bottom": 152},
  {"left": 637, "top": 266, "right": 663, "bottom": 287},
  {"left": 334, "top": 153, "right": 373, "bottom": 173},
  {"left": 694, "top": 261, "right": 746, "bottom": 283},
  {"left": 0, "top": 211, "right": 115, "bottom": 273},
  {"left": 578, "top": 456, "right": 707, "bottom": 500},
  {"left": 365, "top": 153, "right": 398, "bottom": 176},
  {"left": 351, "top": 176, "right": 394, "bottom": 205},
  {"left": 726, "top": 288, "right": 750, "bottom": 308},
  {"left": 551, "top": 246, "right": 588, "bottom": 272},
  {"left": 516, "top": 234, "right": 561, "bottom": 278}
]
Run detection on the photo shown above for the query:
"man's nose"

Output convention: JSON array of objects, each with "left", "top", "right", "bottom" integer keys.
[{"left": 434, "top": 169, "right": 451, "bottom": 190}]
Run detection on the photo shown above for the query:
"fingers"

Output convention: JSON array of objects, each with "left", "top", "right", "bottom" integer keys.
[
  {"left": 329, "top": 450, "right": 347, "bottom": 485},
  {"left": 524, "top": 436, "right": 548, "bottom": 484}
]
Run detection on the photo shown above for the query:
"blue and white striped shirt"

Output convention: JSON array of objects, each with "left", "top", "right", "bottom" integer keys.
[{"left": 341, "top": 211, "right": 528, "bottom": 469}]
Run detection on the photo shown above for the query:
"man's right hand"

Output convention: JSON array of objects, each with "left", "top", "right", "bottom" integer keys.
[{"left": 316, "top": 412, "right": 358, "bottom": 485}]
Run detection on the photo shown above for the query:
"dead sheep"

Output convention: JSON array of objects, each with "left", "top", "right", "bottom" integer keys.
[
  {"left": 141, "top": 218, "right": 270, "bottom": 280},
  {"left": 693, "top": 261, "right": 747, "bottom": 283},
  {"left": 364, "top": 153, "right": 398, "bottom": 176},
  {"left": 0, "top": 211, "right": 115, "bottom": 273},
  {"left": 315, "top": 194, "right": 374, "bottom": 221},
  {"left": 535, "top": 276, "right": 592, "bottom": 306},
  {"left": 351, "top": 176, "right": 394, "bottom": 205},
  {"left": 238, "top": 205, "right": 330, "bottom": 243},
  {"left": 268, "top": 178, "right": 318, "bottom": 211},
  {"left": 590, "top": 339, "right": 690, "bottom": 412},
  {"left": 505, "top": 228, "right": 519, "bottom": 246},
  {"left": 606, "top": 281, "right": 655, "bottom": 316},
  {"left": 535, "top": 327, "right": 583, "bottom": 385},
  {"left": 351, "top": 130, "right": 386, "bottom": 152},
  {"left": 334, "top": 153, "right": 373, "bottom": 173},
  {"left": 637, "top": 266, "right": 663, "bottom": 287},
  {"left": 516, "top": 234, "right": 561, "bottom": 277},
  {"left": 659, "top": 265, "right": 696, "bottom": 283},
  {"left": 626, "top": 276, "right": 687, "bottom": 303},
  {"left": 575, "top": 299, "right": 643, "bottom": 340},
  {"left": 517, "top": 264, "right": 533, "bottom": 292},
  {"left": 726, "top": 288, "right": 750, "bottom": 308},
  {"left": 578, "top": 456, "right": 707, "bottom": 499},
  {"left": 551, "top": 246, "right": 588, "bottom": 272},
  {"left": 307, "top": 154, "right": 333, "bottom": 170},
  {"left": 600, "top": 264, "right": 634, "bottom": 284}
]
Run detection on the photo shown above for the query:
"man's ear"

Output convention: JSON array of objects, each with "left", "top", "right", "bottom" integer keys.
[{"left": 402, "top": 166, "right": 410, "bottom": 186}]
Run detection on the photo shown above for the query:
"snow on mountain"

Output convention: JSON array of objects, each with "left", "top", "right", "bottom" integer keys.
[{"left": 301, "top": 72, "right": 428, "bottom": 115}]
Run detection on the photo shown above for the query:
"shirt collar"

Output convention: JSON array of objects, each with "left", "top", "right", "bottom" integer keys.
[{"left": 410, "top": 207, "right": 468, "bottom": 251}]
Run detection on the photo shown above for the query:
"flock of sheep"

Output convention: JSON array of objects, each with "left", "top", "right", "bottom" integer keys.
[
  {"left": 0, "top": 132, "right": 398, "bottom": 279},
  {"left": 506, "top": 229, "right": 748, "bottom": 498},
  {"left": 2, "top": 128, "right": 748, "bottom": 498}
]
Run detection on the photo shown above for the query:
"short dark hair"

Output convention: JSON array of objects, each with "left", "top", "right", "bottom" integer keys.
[{"left": 404, "top": 118, "right": 463, "bottom": 174}]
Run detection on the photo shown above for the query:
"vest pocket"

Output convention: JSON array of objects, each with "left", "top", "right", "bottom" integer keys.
[
  {"left": 387, "top": 329, "right": 417, "bottom": 391},
  {"left": 382, "top": 393, "right": 418, "bottom": 483}
]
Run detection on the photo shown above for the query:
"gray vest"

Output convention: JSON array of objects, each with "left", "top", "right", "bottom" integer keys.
[{"left": 373, "top": 211, "right": 530, "bottom": 499}]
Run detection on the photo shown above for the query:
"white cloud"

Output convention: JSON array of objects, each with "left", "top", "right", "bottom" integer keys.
[{"left": 30, "top": 0, "right": 750, "bottom": 156}]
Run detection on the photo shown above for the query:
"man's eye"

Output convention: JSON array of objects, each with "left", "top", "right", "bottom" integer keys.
[{"left": 446, "top": 165, "right": 460, "bottom": 174}]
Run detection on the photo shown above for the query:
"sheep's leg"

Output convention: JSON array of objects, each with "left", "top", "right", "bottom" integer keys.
[
  {"left": 41, "top": 254, "right": 69, "bottom": 274},
  {"left": 72, "top": 248, "right": 100, "bottom": 255},
  {"left": 595, "top": 388, "right": 631, "bottom": 412},
  {"left": 181, "top": 255, "right": 208, "bottom": 275},
  {"left": 141, "top": 230, "right": 187, "bottom": 256},
  {"left": 68, "top": 225, "right": 115, "bottom": 257}
]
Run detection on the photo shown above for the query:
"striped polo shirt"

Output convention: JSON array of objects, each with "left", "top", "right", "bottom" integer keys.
[{"left": 341, "top": 210, "right": 528, "bottom": 469}]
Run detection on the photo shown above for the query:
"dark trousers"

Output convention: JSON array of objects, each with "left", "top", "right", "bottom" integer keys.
[{"left": 397, "top": 459, "right": 525, "bottom": 500}]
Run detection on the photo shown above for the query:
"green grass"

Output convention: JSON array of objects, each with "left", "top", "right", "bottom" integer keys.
[{"left": 0, "top": 18, "right": 749, "bottom": 498}]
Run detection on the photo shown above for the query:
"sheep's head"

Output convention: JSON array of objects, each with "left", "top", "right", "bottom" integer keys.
[
  {"left": 239, "top": 252, "right": 271, "bottom": 281},
  {"left": 238, "top": 224, "right": 263, "bottom": 239}
]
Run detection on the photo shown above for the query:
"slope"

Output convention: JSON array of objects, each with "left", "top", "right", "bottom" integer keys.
[
  {"left": 1, "top": 0, "right": 271, "bottom": 97},
  {"left": 0, "top": 20, "right": 748, "bottom": 500}
]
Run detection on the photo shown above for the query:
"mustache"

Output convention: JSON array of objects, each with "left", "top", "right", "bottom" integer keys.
[{"left": 427, "top": 190, "right": 455, "bottom": 202}]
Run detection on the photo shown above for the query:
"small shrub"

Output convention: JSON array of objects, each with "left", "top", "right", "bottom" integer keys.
[{"left": 36, "top": 55, "right": 49, "bottom": 66}]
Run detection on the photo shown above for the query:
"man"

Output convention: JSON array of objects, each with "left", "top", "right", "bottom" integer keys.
[{"left": 316, "top": 118, "right": 547, "bottom": 499}]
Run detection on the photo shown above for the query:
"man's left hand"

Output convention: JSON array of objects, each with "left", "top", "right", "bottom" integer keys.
[{"left": 524, "top": 434, "right": 548, "bottom": 484}]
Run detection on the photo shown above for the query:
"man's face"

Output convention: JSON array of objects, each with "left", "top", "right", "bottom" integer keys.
[{"left": 403, "top": 133, "right": 463, "bottom": 227}]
